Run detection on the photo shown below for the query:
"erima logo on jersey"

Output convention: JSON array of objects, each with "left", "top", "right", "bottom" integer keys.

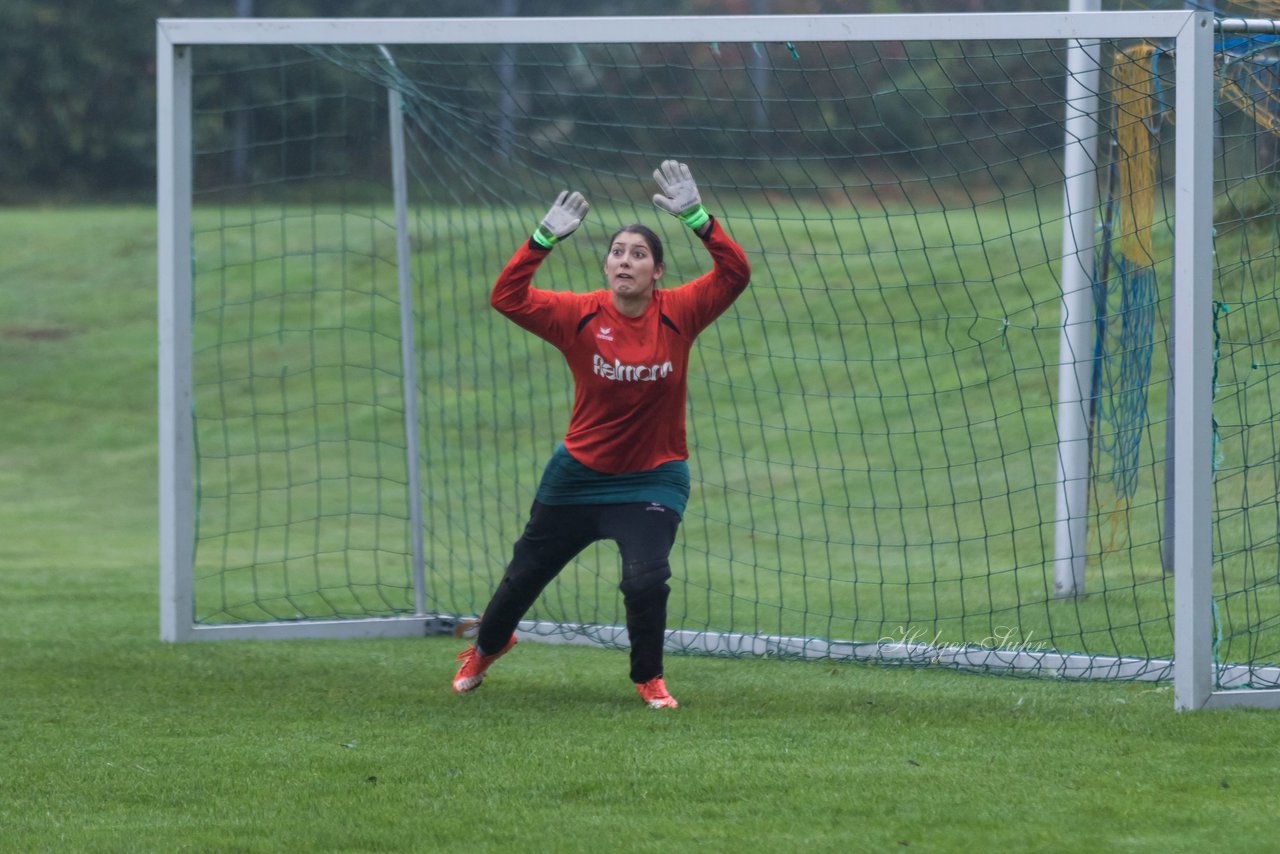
[
  {"left": 592, "top": 354, "right": 673, "bottom": 382},
  {"left": 596, "top": 327, "right": 614, "bottom": 342}
]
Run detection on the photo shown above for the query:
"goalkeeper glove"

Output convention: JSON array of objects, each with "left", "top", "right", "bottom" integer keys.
[
  {"left": 651, "top": 160, "right": 710, "bottom": 231},
  {"left": 532, "top": 190, "right": 590, "bottom": 249}
]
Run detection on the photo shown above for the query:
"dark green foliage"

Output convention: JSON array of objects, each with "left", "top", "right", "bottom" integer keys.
[{"left": 0, "top": 0, "right": 1170, "bottom": 200}]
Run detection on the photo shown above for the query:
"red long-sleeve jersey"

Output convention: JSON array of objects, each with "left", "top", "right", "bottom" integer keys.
[{"left": 490, "top": 218, "right": 750, "bottom": 475}]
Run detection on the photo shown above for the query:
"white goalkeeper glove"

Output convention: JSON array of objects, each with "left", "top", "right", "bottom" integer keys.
[
  {"left": 651, "top": 160, "right": 710, "bottom": 231},
  {"left": 532, "top": 190, "right": 590, "bottom": 249}
]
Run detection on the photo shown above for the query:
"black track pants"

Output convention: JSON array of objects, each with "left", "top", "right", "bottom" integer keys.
[{"left": 476, "top": 501, "right": 680, "bottom": 684}]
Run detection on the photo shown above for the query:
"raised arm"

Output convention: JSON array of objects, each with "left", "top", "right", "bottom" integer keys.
[
  {"left": 652, "top": 161, "right": 750, "bottom": 332},
  {"left": 490, "top": 190, "right": 590, "bottom": 329}
]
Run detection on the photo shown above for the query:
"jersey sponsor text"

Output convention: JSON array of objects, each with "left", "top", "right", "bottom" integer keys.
[{"left": 592, "top": 353, "right": 674, "bottom": 382}]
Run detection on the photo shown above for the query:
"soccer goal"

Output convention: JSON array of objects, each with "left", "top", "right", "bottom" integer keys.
[{"left": 158, "top": 10, "right": 1280, "bottom": 709}]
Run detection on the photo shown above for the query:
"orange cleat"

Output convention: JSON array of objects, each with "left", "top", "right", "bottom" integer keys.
[
  {"left": 635, "top": 676, "right": 679, "bottom": 709},
  {"left": 452, "top": 635, "right": 516, "bottom": 693}
]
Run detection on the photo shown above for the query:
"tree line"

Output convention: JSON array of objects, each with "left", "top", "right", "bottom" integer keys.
[{"left": 2, "top": 0, "right": 1159, "bottom": 201}]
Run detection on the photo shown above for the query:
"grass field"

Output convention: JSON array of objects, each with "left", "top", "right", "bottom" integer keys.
[{"left": 5, "top": 207, "right": 1280, "bottom": 852}]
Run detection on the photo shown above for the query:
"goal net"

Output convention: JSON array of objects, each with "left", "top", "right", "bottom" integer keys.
[{"left": 158, "top": 12, "right": 1278, "bottom": 708}]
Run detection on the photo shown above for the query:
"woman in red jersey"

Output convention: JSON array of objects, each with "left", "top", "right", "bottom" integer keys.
[{"left": 452, "top": 161, "right": 750, "bottom": 709}]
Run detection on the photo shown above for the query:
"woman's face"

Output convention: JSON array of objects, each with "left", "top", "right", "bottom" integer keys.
[{"left": 604, "top": 230, "right": 664, "bottom": 302}]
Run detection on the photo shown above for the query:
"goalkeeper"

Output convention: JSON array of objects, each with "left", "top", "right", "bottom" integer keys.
[{"left": 453, "top": 161, "right": 750, "bottom": 709}]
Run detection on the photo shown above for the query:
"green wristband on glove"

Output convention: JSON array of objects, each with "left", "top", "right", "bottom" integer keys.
[
  {"left": 531, "top": 224, "right": 559, "bottom": 249},
  {"left": 677, "top": 204, "right": 710, "bottom": 232},
  {"left": 652, "top": 160, "right": 710, "bottom": 232},
  {"left": 533, "top": 190, "right": 590, "bottom": 250}
]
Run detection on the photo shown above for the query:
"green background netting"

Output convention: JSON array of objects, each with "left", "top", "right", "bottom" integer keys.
[{"left": 184, "top": 33, "right": 1280, "bottom": 686}]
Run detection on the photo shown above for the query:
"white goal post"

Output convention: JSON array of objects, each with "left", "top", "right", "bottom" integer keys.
[{"left": 156, "top": 10, "right": 1271, "bottom": 711}]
